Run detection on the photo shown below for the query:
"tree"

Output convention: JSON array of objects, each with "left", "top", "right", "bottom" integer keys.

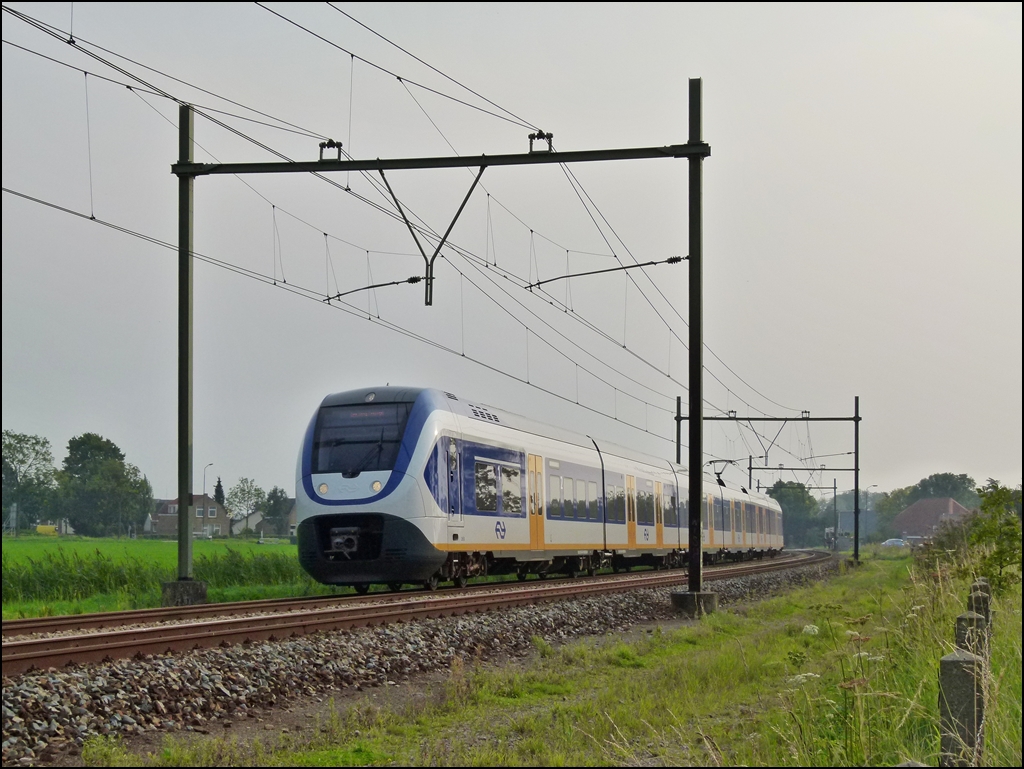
[
  {"left": 2, "top": 431, "right": 57, "bottom": 528},
  {"left": 226, "top": 478, "right": 266, "bottom": 534},
  {"left": 56, "top": 433, "right": 153, "bottom": 537},
  {"left": 262, "top": 486, "right": 291, "bottom": 536},
  {"left": 969, "top": 479, "right": 1023, "bottom": 595},
  {"left": 767, "top": 481, "right": 822, "bottom": 547},
  {"left": 213, "top": 477, "right": 225, "bottom": 507},
  {"left": 913, "top": 473, "right": 979, "bottom": 509}
]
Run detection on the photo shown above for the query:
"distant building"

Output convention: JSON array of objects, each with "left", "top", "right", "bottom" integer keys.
[
  {"left": 150, "top": 495, "right": 227, "bottom": 538},
  {"left": 892, "top": 497, "right": 972, "bottom": 540},
  {"left": 230, "top": 499, "right": 297, "bottom": 538},
  {"left": 837, "top": 508, "right": 878, "bottom": 538}
]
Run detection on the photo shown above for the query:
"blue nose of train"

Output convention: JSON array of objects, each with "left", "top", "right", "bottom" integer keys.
[{"left": 296, "top": 511, "right": 445, "bottom": 585}]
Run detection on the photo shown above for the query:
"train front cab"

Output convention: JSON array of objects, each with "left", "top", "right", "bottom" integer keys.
[{"left": 296, "top": 388, "right": 447, "bottom": 588}]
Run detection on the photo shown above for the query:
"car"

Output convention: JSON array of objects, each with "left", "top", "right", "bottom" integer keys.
[{"left": 880, "top": 538, "right": 906, "bottom": 547}]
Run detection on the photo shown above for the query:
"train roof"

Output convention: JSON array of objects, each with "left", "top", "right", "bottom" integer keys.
[{"left": 318, "top": 386, "right": 775, "bottom": 506}]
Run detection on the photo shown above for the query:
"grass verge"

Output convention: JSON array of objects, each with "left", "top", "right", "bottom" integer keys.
[
  {"left": 1, "top": 538, "right": 332, "bottom": 617},
  {"left": 80, "top": 550, "right": 1022, "bottom": 766}
]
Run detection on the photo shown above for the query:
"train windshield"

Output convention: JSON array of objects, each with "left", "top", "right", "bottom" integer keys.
[{"left": 312, "top": 402, "right": 412, "bottom": 476}]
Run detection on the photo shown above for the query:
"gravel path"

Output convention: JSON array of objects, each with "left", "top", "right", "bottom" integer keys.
[{"left": 2, "top": 558, "right": 836, "bottom": 766}]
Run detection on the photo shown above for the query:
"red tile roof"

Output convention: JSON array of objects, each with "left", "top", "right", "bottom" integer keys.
[{"left": 893, "top": 497, "right": 972, "bottom": 538}]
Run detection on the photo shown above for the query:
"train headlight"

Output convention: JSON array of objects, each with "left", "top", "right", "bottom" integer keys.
[
  {"left": 318, "top": 483, "right": 328, "bottom": 494},
  {"left": 371, "top": 480, "right": 382, "bottom": 492}
]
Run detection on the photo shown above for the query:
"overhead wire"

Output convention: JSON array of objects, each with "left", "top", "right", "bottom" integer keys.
[
  {"left": 2, "top": 185, "right": 699, "bottom": 449},
  {"left": 326, "top": 2, "right": 538, "bottom": 131},
  {"left": 559, "top": 161, "right": 803, "bottom": 415},
  {"left": 2, "top": 5, "right": 665, "bottom": 415},
  {"left": 4, "top": 3, "right": 815, "bottom": 475},
  {"left": 5, "top": 5, "right": 794, "bottom": 427},
  {"left": 3, "top": 36, "right": 328, "bottom": 140},
  {"left": 1, "top": 7, "right": 329, "bottom": 139},
  {"left": 331, "top": 4, "right": 800, "bottom": 422},
  {"left": 254, "top": 2, "right": 536, "bottom": 130}
]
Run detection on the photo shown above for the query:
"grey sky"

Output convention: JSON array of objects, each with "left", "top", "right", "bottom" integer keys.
[{"left": 2, "top": 2, "right": 1021, "bottom": 502}]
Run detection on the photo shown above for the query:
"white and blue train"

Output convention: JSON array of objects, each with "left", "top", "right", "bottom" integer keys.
[{"left": 295, "top": 387, "right": 784, "bottom": 591}]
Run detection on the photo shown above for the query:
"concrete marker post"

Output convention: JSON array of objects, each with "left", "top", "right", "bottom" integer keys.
[
  {"left": 939, "top": 648, "right": 984, "bottom": 767},
  {"left": 955, "top": 611, "right": 988, "bottom": 658}
]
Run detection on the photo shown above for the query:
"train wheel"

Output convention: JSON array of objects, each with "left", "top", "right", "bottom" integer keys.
[
  {"left": 454, "top": 574, "right": 468, "bottom": 589},
  {"left": 517, "top": 571, "right": 528, "bottom": 582},
  {"left": 424, "top": 574, "right": 439, "bottom": 591},
  {"left": 388, "top": 583, "right": 402, "bottom": 593},
  {"left": 354, "top": 583, "right": 370, "bottom": 595}
]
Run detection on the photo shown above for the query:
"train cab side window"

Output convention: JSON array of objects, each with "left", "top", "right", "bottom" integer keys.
[
  {"left": 500, "top": 465, "right": 522, "bottom": 516},
  {"left": 588, "top": 481, "right": 599, "bottom": 520},
  {"left": 548, "top": 475, "right": 562, "bottom": 518},
  {"left": 474, "top": 462, "right": 497, "bottom": 512}
]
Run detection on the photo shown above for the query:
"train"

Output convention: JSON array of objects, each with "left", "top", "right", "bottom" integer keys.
[{"left": 295, "top": 386, "right": 783, "bottom": 592}]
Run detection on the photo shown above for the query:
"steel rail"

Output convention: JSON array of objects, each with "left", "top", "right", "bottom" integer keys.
[
  {"left": 2, "top": 552, "right": 829, "bottom": 676},
  {"left": 1, "top": 551, "right": 814, "bottom": 638}
]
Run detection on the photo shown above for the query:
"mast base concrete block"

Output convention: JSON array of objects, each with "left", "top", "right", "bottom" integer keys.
[
  {"left": 161, "top": 579, "right": 207, "bottom": 607},
  {"left": 670, "top": 590, "right": 718, "bottom": 618}
]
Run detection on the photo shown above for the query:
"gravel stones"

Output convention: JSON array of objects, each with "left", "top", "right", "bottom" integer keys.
[{"left": 2, "top": 558, "right": 835, "bottom": 765}]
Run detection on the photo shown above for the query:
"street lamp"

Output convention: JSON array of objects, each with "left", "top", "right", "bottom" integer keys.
[
  {"left": 867, "top": 484, "right": 878, "bottom": 510},
  {"left": 202, "top": 463, "right": 213, "bottom": 539}
]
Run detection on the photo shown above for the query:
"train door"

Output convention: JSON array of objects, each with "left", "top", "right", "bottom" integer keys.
[
  {"left": 446, "top": 437, "right": 463, "bottom": 528},
  {"left": 708, "top": 494, "right": 716, "bottom": 547},
  {"left": 528, "top": 454, "right": 544, "bottom": 550},
  {"left": 626, "top": 475, "right": 637, "bottom": 547},
  {"left": 702, "top": 494, "right": 710, "bottom": 546},
  {"left": 729, "top": 500, "right": 737, "bottom": 547},
  {"left": 654, "top": 481, "right": 664, "bottom": 547}
]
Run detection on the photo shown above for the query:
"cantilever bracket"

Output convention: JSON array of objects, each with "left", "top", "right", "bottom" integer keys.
[
  {"left": 748, "top": 419, "right": 787, "bottom": 466},
  {"left": 378, "top": 166, "right": 486, "bottom": 306}
]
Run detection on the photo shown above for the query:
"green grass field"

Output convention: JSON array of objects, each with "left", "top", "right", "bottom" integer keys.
[
  {"left": 1, "top": 535, "right": 345, "bottom": 618},
  {"left": 2, "top": 535, "right": 295, "bottom": 566}
]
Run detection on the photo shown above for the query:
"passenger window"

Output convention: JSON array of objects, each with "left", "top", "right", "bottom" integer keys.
[
  {"left": 576, "top": 479, "right": 586, "bottom": 520},
  {"left": 500, "top": 465, "right": 522, "bottom": 515},
  {"left": 474, "top": 462, "right": 497, "bottom": 512},
  {"left": 548, "top": 475, "right": 562, "bottom": 518},
  {"left": 588, "top": 481, "right": 599, "bottom": 520}
]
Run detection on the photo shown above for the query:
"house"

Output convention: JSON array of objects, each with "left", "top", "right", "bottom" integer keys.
[
  {"left": 892, "top": 498, "right": 972, "bottom": 540},
  {"left": 150, "top": 494, "right": 227, "bottom": 538},
  {"left": 229, "top": 499, "right": 298, "bottom": 538}
]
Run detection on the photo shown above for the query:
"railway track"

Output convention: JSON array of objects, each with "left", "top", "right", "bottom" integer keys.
[{"left": 2, "top": 550, "right": 831, "bottom": 676}]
